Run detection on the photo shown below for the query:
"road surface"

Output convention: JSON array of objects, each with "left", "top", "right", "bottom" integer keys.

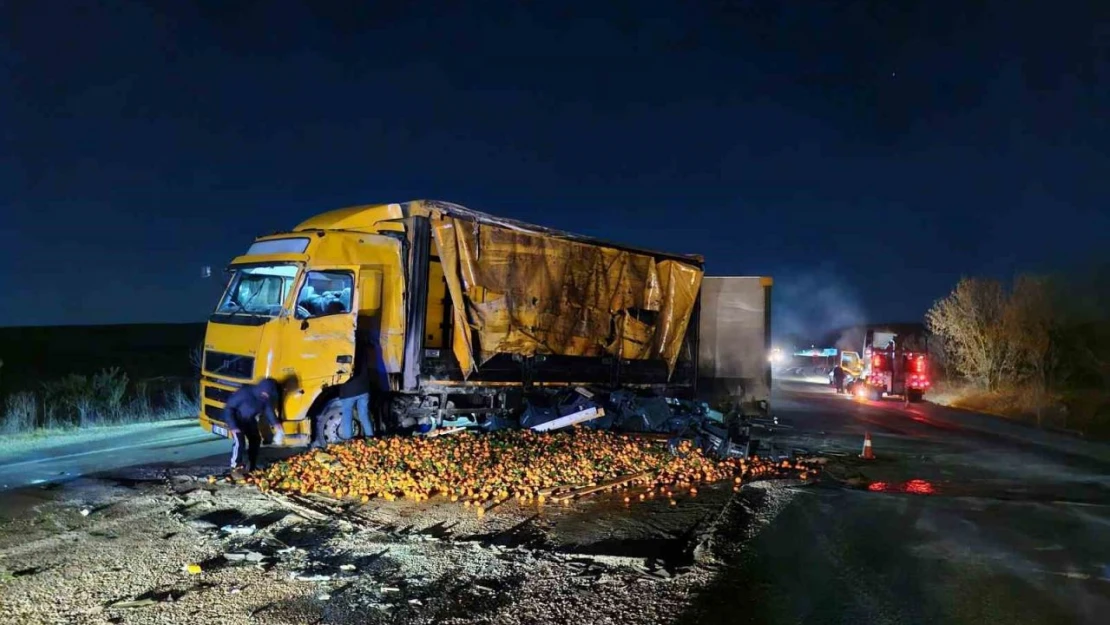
[
  {"left": 0, "top": 420, "right": 231, "bottom": 491},
  {"left": 687, "top": 380, "right": 1110, "bottom": 624},
  {"left": 1, "top": 383, "right": 1108, "bottom": 624}
]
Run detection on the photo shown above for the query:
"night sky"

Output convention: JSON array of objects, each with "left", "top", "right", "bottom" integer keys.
[{"left": 2, "top": 1, "right": 1107, "bottom": 339}]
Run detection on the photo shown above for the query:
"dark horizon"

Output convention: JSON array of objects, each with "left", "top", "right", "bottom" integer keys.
[{"left": 3, "top": 1, "right": 1107, "bottom": 340}]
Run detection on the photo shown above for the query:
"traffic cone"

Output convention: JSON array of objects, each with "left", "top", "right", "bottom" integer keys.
[{"left": 860, "top": 432, "right": 874, "bottom": 460}]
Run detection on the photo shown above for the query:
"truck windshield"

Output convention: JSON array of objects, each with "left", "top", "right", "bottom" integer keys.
[{"left": 216, "top": 265, "right": 299, "bottom": 317}]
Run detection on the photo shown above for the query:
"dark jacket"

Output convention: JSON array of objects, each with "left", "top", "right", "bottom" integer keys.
[
  {"left": 339, "top": 366, "right": 371, "bottom": 398},
  {"left": 223, "top": 379, "right": 280, "bottom": 430}
]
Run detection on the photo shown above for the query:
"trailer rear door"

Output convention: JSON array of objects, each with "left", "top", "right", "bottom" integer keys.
[{"left": 697, "top": 276, "right": 772, "bottom": 415}]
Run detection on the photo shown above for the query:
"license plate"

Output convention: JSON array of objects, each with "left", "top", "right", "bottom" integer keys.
[{"left": 211, "top": 424, "right": 229, "bottom": 438}]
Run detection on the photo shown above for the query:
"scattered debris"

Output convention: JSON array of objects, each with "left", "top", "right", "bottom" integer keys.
[
  {"left": 339, "top": 563, "right": 356, "bottom": 571},
  {"left": 187, "top": 519, "right": 218, "bottom": 531},
  {"left": 109, "top": 598, "right": 158, "bottom": 609},
  {"left": 184, "top": 488, "right": 213, "bottom": 501},
  {"left": 424, "top": 426, "right": 466, "bottom": 438},
  {"left": 530, "top": 406, "right": 606, "bottom": 432},
  {"left": 292, "top": 572, "right": 333, "bottom": 582},
  {"left": 223, "top": 551, "right": 266, "bottom": 563},
  {"left": 185, "top": 564, "right": 202, "bottom": 575},
  {"left": 220, "top": 524, "right": 257, "bottom": 536},
  {"left": 79, "top": 508, "right": 91, "bottom": 517}
]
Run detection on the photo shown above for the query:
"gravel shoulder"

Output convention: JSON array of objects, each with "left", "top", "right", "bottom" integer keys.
[{"left": 0, "top": 464, "right": 804, "bottom": 625}]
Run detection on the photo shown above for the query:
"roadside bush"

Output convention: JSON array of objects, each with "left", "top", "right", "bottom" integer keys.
[
  {"left": 40, "top": 367, "right": 129, "bottom": 427},
  {"left": 1, "top": 391, "right": 37, "bottom": 435},
  {"left": 128, "top": 379, "right": 154, "bottom": 418},
  {"left": 0, "top": 368, "right": 197, "bottom": 435},
  {"left": 164, "top": 385, "right": 198, "bottom": 418},
  {"left": 927, "top": 272, "right": 1110, "bottom": 438}
]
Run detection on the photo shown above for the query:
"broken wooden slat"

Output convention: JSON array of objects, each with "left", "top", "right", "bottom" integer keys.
[
  {"left": 262, "top": 492, "right": 328, "bottom": 521},
  {"left": 550, "top": 470, "right": 654, "bottom": 502}
]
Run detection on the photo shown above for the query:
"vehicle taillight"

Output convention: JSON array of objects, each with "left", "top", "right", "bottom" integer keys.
[
  {"left": 915, "top": 357, "right": 926, "bottom": 374},
  {"left": 872, "top": 355, "right": 883, "bottom": 368}
]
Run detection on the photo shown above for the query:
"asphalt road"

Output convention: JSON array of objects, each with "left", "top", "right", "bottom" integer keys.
[
  {"left": 686, "top": 381, "right": 1110, "bottom": 624},
  {"left": 1, "top": 384, "right": 1108, "bottom": 624},
  {"left": 0, "top": 420, "right": 232, "bottom": 491}
]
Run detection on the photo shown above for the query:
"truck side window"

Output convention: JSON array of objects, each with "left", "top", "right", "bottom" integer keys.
[{"left": 296, "top": 271, "right": 354, "bottom": 319}]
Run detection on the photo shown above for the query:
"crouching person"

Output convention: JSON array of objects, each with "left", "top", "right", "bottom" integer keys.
[{"left": 223, "top": 378, "right": 284, "bottom": 472}]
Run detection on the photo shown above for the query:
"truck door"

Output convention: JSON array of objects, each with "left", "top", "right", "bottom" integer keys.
[
  {"left": 841, "top": 351, "right": 861, "bottom": 378},
  {"left": 288, "top": 269, "right": 358, "bottom": 387}
]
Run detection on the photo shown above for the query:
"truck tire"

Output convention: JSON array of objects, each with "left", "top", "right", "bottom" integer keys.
[
  {"left": 868, "top": 387, "right": 882, "bottom": 402},
  {"left": 318, "top": 400, "right": 370, "bottom": 445},
  {"left": 907, "top": 390, "right": 924, "bottom": 403}
]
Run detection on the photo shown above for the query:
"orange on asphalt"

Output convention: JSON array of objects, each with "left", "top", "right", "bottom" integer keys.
[{"left": 248, "top": 428, "right": 806, "bottom": 508}]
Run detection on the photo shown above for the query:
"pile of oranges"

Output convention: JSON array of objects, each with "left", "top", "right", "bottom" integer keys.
[{"left": 248, "top": 428, "right": 808, "bottom": 508}]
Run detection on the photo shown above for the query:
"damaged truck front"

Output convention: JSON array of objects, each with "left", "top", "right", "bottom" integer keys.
[{"left": 198, "top": 200, "right": 769, "bottom": 445}]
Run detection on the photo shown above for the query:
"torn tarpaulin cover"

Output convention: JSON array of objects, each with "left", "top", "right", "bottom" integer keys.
[{"left": 423, "top": 203, "right": 703, "bottom": 378}]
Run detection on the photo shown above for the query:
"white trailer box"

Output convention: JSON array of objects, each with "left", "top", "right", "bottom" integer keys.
[{"left": 697, "top": 276, "right": 772, "bottom": 416}]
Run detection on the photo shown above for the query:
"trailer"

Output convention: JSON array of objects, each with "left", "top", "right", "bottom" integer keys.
[
  {"left": 199, "top": 200, "right": 749, "bottom": 445},
  {"left": 697, "top": 276, "right": 773, "bottom": 418}
]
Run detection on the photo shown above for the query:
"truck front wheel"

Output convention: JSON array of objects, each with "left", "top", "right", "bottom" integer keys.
[
  {"left": 868, "top": 387, "right": 882, "bottom": 401},
  {"left": 907, "top": 390, "right": 924, "bottom": 403},
  {"left": 316, "top": 400, "right": 372, "bottom": 445}
]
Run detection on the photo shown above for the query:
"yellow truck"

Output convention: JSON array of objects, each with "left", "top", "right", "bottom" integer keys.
[{"left": 199, "top": 200, "right": 754, "bottom": 446}]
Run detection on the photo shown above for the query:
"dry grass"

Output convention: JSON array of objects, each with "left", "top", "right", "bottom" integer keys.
[
  {"left": 0, "top": 392, "right": 37, "bottom": 435},
  {"left": 0, "top": 369, "right": 198, "bottom": 436},
  {"left": 930, "top": 380, "right": 1109, "bottom": 438}
]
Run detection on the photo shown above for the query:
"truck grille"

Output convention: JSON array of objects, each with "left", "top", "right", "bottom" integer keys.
[
  {"left": 204, "top": 404, "right": 224, "bottom": 421},
  {"left": 203, "top": 351, "right": 254, "bottom": 380},
  {"left": 204, "top": 385, "right": 233, "bottom": 404}
]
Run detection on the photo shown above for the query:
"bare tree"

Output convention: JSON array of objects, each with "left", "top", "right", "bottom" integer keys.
[
  {"left": 1007, "top": 275, "right": 1055, "bottom": 389},
  {"left": 926, "top": 277, "right": 1016, "bottom": 390},
  {"left": 926, "top": 333, "right": 951, "bottom": 380}
]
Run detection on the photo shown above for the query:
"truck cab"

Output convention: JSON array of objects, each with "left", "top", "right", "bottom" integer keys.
[
  {"left": 828, "top": 350, "right": 863, "bottom": 386},
  {"left": 850, "top": 330, "right": 930, "bottom": 402},
  {"left": 198, "top": 205, "right": 408, "bottom": 446}
]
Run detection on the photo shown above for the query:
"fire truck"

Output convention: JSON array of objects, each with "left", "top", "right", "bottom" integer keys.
[{"left": 841, "top": 329, "right": 930, "bottom": 403}]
